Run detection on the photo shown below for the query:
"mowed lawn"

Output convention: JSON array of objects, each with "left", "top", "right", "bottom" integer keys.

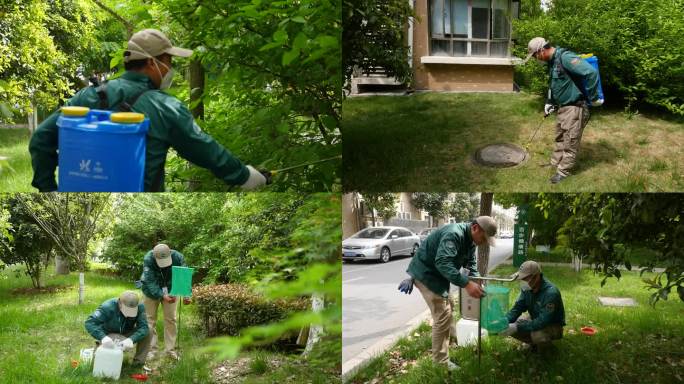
[
  {"left": 347, "top": 265, "right": 684, "bottom": 384},
  {"left": 342, "top": 93, "right": 684, "bottom": 192},
  {"left": 0, "top": 128, "right": 33, "bottom": 192}
]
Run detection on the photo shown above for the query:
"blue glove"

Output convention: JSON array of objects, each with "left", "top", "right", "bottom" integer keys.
[{"left": 398, "top": 278, "right": 414, "bottom": 294}]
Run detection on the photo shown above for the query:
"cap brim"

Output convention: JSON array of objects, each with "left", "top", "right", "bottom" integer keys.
[
  {"left": 166, "top": 46, "right": 194, "bottom": 58},
  {"left": 120, "top": 305, "right": 138, "bottom": 317},
  {"left": 155, "top": 256, "right": 172, "bottom": 268},
  {"left": 521, "top": 52, "right": 534, "bottom": 64},
  {"left": 486, "top": 235, "right": 496, "bottom": 247}
]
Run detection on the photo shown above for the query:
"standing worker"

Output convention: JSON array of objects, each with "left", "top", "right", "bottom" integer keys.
[
  {"left": 398, "top": 216, "right": 497, "bottom": 371},
  {"left": 29, "top": 28, "right": 267, "bottom": 191},
  {"left": 141, "top": 243, "right": 190, "bottom": 360},
  {"left": 84, "top": 291, "right": 150, "bottom": 366},
  {"left": 525, "top": 37, "right": 603, "bottom": 184}
]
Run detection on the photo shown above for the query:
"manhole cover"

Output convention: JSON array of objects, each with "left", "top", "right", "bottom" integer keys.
[{"left": 473, "top": 143, "right": 527, "bottom": 168}]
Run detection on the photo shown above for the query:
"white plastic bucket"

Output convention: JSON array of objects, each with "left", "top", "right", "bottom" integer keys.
[
  {"left": 92, "top": 346, "right": 123, "bottom": 380},
  {"left": 455, "top": 318, "right": 488, "bottom": 347}
]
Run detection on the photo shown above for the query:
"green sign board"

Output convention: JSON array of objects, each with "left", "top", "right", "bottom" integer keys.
[
  {"left": 169, "top": 266, "right": 194, "bottom": 297},
  {"left": 513, "top": 204, "right": 529, "bottom": 268}
]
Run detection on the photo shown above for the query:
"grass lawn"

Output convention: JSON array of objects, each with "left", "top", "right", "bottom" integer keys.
[
  {"left": 0, "top": 128, "right": 33, "bottom": 192},
  {"left": 0, "top": 264, "right": 338, "bottom": 383},
  {"left": 347, "top": 265, "right": 684, "bottom": 384},
  {"left": 342, "top": 93, "right": 684, "bottom": 192}
]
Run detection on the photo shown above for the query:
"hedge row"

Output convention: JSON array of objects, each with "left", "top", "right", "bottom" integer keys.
[{"left": 193, "top": 283, "right": 309, "bottom": 337}]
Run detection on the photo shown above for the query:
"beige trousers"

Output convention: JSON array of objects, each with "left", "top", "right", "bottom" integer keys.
[
  {"left": 415, "top": 280, "right": 452, "bottom": 364},
  {"left": 143, "top": 294, "right": 178, "bottom": 353},
  {"left": 552, "top": 104, "right": 590, "bottom": 176}
]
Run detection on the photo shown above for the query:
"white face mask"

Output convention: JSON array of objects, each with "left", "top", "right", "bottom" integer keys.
[
  {"left": 153, "top": 59, "right": 174, "bottom": 90},
  {"left": 126, "top": 44, "right": 174, "bottom": 90},
  {"left": 520, "top": 280, "right": 531, "bottom": 291}
]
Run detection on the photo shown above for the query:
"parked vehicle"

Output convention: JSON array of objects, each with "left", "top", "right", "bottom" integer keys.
[{"left": 342, "top": 226, "right": 421, "bottom": 263}]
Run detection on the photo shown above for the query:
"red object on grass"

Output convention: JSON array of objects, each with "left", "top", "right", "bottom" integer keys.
[
  {"left": 581, "top": 326, "right": 597, "bottom": 335},
  {"left": 131, "top": 373, "right": 149, "bottom": 381}
]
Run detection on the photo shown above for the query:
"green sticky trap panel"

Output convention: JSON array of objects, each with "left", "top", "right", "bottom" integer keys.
[
  {"left": 482, "top": 284, "right": 510, "bottom": 333},
  {"left": 169, "top": 266, "right": 194, "bottom": 297}
]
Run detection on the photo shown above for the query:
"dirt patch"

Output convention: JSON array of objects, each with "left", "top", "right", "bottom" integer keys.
[
  {"left": 212, "top": 356, "right": 286, "bottom": 384},
  {"left": 11, "top": 284, "right": 73, "bottom": 295}
]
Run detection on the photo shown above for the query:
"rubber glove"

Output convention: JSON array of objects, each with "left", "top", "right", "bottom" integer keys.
[
  {"left": 500, "top": 323, "right": 518, "bottom": 336},
  {"left": 241, "top": 165, "right": 267, "bottom": 190},
  {"left": 398, "top": 278, "right": 414, "bottom": 294},
  {"left": 591, "top": 98, "right": 604, "bottom": 107},
  {"left": 101, "top": 336, "right": 115, "bottom": 349},
  {"left": 121, "top": 338, "right": 134, "bottom": 351},
  {"left": 544, "top": 104, "right": 556, "bottom": 117}
]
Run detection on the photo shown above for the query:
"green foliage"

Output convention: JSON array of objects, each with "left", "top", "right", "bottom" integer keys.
[
  {"left": 411, "top": 192, "right": 449, "bottom": 222},
  {"left": 0, "top": 196, "right": 54, "bottom": 288},
  {"left": 156, "top": 0, "right": 342, "bottom": 191},
  {"left": 0, "top": 0, "right": 101, "bottom": 121},
  {"left": 14, "top": 193, "right": 110, "bottom": 272},
  {"left": 362, "top": 192, "right": 398, "bottom": 225},
  {"left": 342, "top": 0, "right": 414, "bottom": 88},
  {"left": 193, "top": 283, "right": 309, "bottom": 337},
  {"left": 514, "top": 0, "right": 684, "bottom": 115},
  {"left": 203, "top": 194, "right": 341, "bottom": 362},
  {"left": 446, "top": 193, "right": 480, "bottom": 223}
]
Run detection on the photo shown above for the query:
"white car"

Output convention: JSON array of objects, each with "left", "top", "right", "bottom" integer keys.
[{"left": 342, "top": 226, "right": 421, "bottom": 263}]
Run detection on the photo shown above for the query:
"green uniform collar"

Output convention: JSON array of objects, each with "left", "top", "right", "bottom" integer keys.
[{"left": 121, "top": 71, "right": 156, "bottom": 88}]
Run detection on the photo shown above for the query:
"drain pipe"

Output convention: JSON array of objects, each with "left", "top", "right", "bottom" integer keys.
[{"left": 408, "top": 0, "right": 414, "bottom": 69}]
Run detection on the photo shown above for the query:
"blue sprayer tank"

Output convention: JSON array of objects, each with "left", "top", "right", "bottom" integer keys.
[
  {"left": 57, "top": 106, "right": 149, "bottom": 192},
  {"left": 580, "top": 54, "right": 605, "bottom": 102}
]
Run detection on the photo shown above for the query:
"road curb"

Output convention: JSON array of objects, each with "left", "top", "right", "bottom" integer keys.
[{"left": 341, "top": 308, "right": 431, "bottom": 382}]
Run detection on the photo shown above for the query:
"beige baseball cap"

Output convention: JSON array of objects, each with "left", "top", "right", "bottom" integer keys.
[
  {"left": 124, "top": 29, "right": 193, "bottom": 62},
  {"left": 118, "top": 290, "right": 140, "bottom": 317},
  {"left": 153, "top": 243, "right": 172, "bottom": 268},
  {"left": 475, "top": 216, "right": 497, "bottom": 247},
  {"left": 514, "top": 260, "right": 542, "bottom": 280},
  {"left": 523, "top": 37, "right": 549, "bottom": 63}
]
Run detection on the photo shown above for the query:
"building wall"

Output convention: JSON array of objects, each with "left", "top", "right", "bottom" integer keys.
[{"left": 412, "top": 0, "right": 515, "bottom": 92}]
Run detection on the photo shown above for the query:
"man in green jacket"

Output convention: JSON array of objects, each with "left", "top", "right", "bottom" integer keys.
[
  {"left": 141, "top": 243, "right": 189, "bottom": 359},
  {"left": 525, "top": 37, "right": 603, "bottom": 184},
  {"left": 498, "top": 261, "right": 566, "bottom": 351},
  {"left": 29, "top": 28, "right": 267, "bottom": 192},
  {"left": 85, "top": 291, "right": 150, "bottom": 365},
  {"left": 399, "top": 216, "right": 496, "bottom": 370}
]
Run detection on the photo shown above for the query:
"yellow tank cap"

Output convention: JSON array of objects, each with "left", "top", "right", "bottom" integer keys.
[
  {"left": 61, "top": 106, "right": 90, "bottom": 116},
  {"left": 110, "top": 112, "right": 145, "bottom": 124},
  {"left": 580, "top": 53, "right": 594, "bottom": 59}
]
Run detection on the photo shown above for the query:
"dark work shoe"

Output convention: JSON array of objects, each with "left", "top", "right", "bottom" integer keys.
[{"left": 550, "top": 173, "right": 567, "bottom": 184}]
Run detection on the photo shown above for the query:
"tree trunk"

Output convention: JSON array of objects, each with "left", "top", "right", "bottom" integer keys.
[
  {"left": 189, "top": 59, "right": 205, "bottom": 120},
  {"left": 477, "top": 193, "right": 493, "bottom": 276},
  {"left": 55, "top": 253, "right": 70, "bottom": 275},
  {"left": 78, "top": 272, "right": 85, "bottom": 305},
  {"left": 303, "top": 293, "right": 325, "bottom": 357}
]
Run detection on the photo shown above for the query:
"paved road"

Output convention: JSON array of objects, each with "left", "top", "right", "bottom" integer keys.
[{"left": 342, "top": 238, "right": 513, "bottom": 365}]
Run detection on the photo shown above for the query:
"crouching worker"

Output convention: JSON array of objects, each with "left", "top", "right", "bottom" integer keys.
[
  {"left": 85, "top": 290, "right": 150, "bottom": 366},
  {"left": 498, "top": 261, "right": 565, "bottom": 352}
]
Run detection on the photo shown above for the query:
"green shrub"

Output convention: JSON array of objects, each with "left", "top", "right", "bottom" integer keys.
[{"left": 193, "top": 283, "right": 309, "bottom": 337}]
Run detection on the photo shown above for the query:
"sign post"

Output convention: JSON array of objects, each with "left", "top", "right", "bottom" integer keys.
[{"left": 513, "top": 205, "right": 529, "bottom": 268}]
